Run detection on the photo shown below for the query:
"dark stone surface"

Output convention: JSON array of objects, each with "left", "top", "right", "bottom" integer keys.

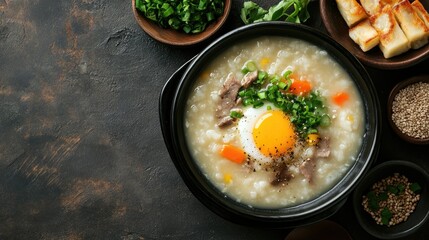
[{"left": 0, "top": 0, "right": 428, "bottom": 239}]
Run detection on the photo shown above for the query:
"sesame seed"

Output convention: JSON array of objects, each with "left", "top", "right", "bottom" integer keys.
[{"left": 391, "top": 82, "right": 429, "bottom": 139}]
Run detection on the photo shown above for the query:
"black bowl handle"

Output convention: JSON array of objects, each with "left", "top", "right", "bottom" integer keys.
[{"left": 159, "top": 56, "right": 196, "bottom": 158}]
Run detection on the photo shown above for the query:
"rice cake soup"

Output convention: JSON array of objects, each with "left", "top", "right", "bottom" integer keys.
[{"left": 184, "top": 36, "right": 364, "bottom": 208}]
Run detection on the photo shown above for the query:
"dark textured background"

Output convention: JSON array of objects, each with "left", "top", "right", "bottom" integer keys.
[{"left": 1, "top": 0, "right": 428, "bottom": 239}]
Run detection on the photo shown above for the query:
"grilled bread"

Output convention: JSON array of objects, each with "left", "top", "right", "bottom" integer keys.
[
  {"left": 349, "top": 19, "right": 380, "bottom": 52},
  {"left": 370, "top": 5, "right": 410, "bottom": 58},
  {"left": 393, "top": 0, "right": 429, "bottom": 49},
  {"left": 335, "top": 0, "right": 367, "bottom": 27}
]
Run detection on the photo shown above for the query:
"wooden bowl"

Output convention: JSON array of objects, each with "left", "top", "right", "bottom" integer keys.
[
  {"left": 320, "top": 0, "right": 429, "bottom": 69},
  {"left": 132, "top": 0, "right": 231, "bottom": 46},
  {"left": 387, "top": 75, "right": 429, "bottom": 145}
]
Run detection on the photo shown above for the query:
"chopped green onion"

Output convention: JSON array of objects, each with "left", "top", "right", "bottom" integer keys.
[
  {"left": 237, "top": 60, "right": 330, "bottom": 138},
  {"left": 241, "top": 60, "right": 257, "bottom": 74},
  {"left": 135, "top": 0, "right": 225, "bottom": 34},
  {"left": 230, "top": 110, "right": 244, "bottom": 119}
]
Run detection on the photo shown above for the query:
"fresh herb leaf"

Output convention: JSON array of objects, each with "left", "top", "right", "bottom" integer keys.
[
  {"left": 381, "top": 207, "right": 392, "bottom": 225},
  {"left": 410, "top": 182, "right": 422, "bottom": 193},
  {"left": 241, "top": 0, "right": 310, "bottom": 25},
  {"left": 387, "top": 185, "right": 399, "bottom": 195},
  {"left": 367, "top": 191, "right": 379, "bottom": 211}
]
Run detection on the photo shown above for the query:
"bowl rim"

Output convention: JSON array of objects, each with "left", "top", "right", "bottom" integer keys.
[
  {"left": 387, "top": 75, "right": 429, "bottom": 145},
  {"left": 132, "top": 0, "right": 231, "bottom": 46},
  {"left": 319, "top": 0, "right": 429, "bottom": 70},
  {"left": 352, "top": 160, "right": 429, "bottom": 239},
  {"left": 166, "top": 21, "right": 381, "bottom": 227}
]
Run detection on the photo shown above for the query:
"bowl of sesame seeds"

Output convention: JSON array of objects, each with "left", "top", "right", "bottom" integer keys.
[
  {"left": 387, "top": 75, "right": 429, "bottom": 144},
  {"left": 353, "top": 160, "right": 429, "bottom": 239}
]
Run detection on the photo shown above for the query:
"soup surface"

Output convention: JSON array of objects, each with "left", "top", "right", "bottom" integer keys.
[{"left": 184, "top": 36, "right": 364, "bottom": 208}]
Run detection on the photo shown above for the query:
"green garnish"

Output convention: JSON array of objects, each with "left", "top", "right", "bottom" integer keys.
[
  {"left": 135, "top": 0, "right": 225, "bottom": 34},
  {"left": 230, "top": 110, "right": 243, "bottom": 119},
  {"left": 240, "top": 0, "right": 310, "bottom": 25},
  {"left": 237, "top": 61, "right": 330, "bottom": 138},
  {"left": 241, "top": 60, "right": 258, "bottom": 74},
  {"left": 410, "top": 182, "right": 422, "bottom": 193},
  {"left": 381, "top": 207, "right": 392, "bottom": 225}
]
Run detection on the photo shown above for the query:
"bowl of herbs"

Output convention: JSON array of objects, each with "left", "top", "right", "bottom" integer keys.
[
  {"left": 132, "top": 0, "right": 231, "bottom": 46},
  {"left": 353, "top": 160, "right": 429, "bottom": 239}
]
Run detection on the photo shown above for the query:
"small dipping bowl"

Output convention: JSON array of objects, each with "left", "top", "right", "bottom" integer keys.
[
  {"left": 387, "top": 75, "right": 429, "bottom": 144},
  {"left": 353, "top": 160, "right": 429, "bottom": 239}
]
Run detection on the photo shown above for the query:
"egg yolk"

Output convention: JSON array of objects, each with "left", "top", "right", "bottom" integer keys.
[{"left": 252, "top": 110, "right": 296, "bottom": 157}]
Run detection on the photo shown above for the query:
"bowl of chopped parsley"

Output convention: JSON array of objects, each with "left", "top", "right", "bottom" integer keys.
[
  {"left": 132, "top": 0, "right": 231, "bottom": 46},
  {"left": 353, "top": 160, "right": 429, "bottom": 239}
]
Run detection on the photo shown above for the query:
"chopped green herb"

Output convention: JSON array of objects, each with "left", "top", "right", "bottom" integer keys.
[
  {"left": 135, "top": 0, "right": 225, "bottom": 34},
  {"left": 230, "top": 110, "right": 243, "bottom": 119},
  {"left": 387, "top": 185, "right": 399, "bottom": 195},
  {"left": 241, "top": 60, "right": 258, "bottom": 74},
  {"left": 237, "top": 61, "right": 330, "bottom": 138},
  {"left": 410, "top": 182, "right": 422, "bottom": 193},
  {"left": 240, "top": 0, "right": 310, "bottom": 25},
  {"left": 381, "top": 207, "right": 392, "bottom": 225},
  {"left": 367, "top": 191, "right": 379, "bottom": 211}
]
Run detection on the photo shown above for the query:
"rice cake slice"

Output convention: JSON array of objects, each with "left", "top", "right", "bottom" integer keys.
[
  {"left": 349, "top": 19, "right": 380, "bottom": 52},
  {"left": 381, "top": 0, "right": 400, "bottom": 5},
  {"left": 393, "top": 0, "right": 429, "bottom": 49},
  {"left": 335, "top": 0, "right": 368, "bottom": 27},
  {"left": 370, "top": 5, "right": 410, "bottom": 58},
  {"left": 412, "top": 0, "right": 429, "bottom": 28},
  {"left": 360, "top": 0, "right": 383, "bottom": 16}
]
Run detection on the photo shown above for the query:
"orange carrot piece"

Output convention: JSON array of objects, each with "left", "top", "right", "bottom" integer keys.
[
  {"left": 333, "top": 92, "right": 350, "bottom": 106},
  {"left": 289, "top": 80, "right": 312, "bottom": 95},
  {"left": 219, "top": 144, "right": 246, "bottom": 164}
]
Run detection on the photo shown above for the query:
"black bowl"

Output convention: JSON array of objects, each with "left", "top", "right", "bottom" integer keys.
[
  {"left": 353, "top": 160, "right": 429, "bottom": 239},
  {"left": 159, "top": 22, "right": 381, "bottom": 228}
]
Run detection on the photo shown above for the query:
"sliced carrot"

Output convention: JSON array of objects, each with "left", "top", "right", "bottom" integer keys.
[
  {"left": 219, "top": 144, "right": 246, "bottom": 164},
  {"left": 289, "top": 80, "right": 312, "bottom": 95},
  {"left": 333, "top": 92, "right": 349, "bottom": 106}
]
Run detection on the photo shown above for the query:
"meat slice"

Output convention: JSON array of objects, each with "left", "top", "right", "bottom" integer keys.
[
  {"left": 316, "top": 137, "right": 330, "bottom": 158},
  {"left": 241, "top": 70, "right": 258, "bottom": 88},
  {"left": 216, "top": 73, "right": 241, "bottom": 127},
  {"left": 300, "top": 157, "right": 316, "bottom": 183},
  {"left": 271, "top": 164, "right": 294, "bottom": 186}
]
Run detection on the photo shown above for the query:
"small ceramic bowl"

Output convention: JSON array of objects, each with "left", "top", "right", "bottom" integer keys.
[
  {"left": 353, "top": 160, "right": 429, "bottom": 239},
  {"left": 132, "top": 0, "right": 231, "bottom": 46},
  {"left": 387, "top": 75, "right": 429, "bottom": 145},
  {"left": 319, "top": 0, "right": 429, "bottom": 69}
]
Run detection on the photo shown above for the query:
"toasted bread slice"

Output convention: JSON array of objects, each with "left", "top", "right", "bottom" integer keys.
[
  {"left": 335, "top": 0, "right": 368, "bottom": 27},
  {"left": 412, "top": 0, "right": 429, "bottom": 28},
  {"left": 349, "top": 19, "right": 380, "bottom": 52},
  {"left": 393, "top": 0, "right": 429, "bottom": 49},
  {"left": 370, "top": 5, "right": 410, "bottom": 58},
  {"left": 360, "top": 0, "right": 383, "bottom": 16}
]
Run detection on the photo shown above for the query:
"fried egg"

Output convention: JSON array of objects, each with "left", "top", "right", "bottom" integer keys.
[{"left": 238, "top": 104, "right": 296, "bottom": 165}]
